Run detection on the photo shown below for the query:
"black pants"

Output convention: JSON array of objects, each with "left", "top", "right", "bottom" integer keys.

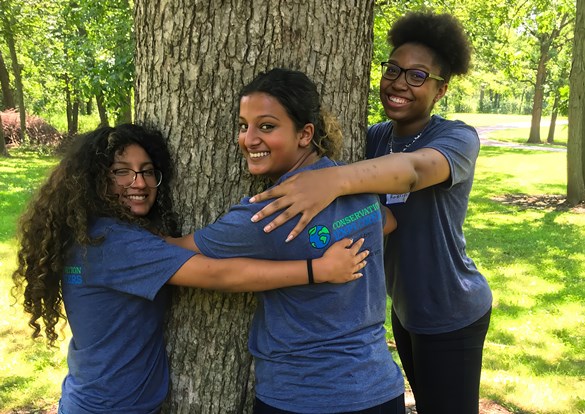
[
  {"left": 391, "top": 307, "right": 491, "bottom": 414},
  {"left": 254, "top": 394, "right": 405, "bottom": 414}
]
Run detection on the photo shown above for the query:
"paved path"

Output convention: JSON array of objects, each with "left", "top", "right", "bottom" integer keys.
[{"left": 475, "top": 121, "right": 567, "bottom": 152}]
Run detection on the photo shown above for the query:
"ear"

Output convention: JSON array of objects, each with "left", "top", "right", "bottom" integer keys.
[
  {"left": 433, "top": 83, "right": 449, "bottom": 103},
  {"left": 298, "top": 123, "right": 315, "bottom": 148}
]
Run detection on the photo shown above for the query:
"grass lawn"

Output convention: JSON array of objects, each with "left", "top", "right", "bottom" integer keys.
[
  {"left": 0, "top": 149, "right": 68, "bottom": 413},
  {"left": 1, "top": 120, "right": 584, "bottom": 413}
]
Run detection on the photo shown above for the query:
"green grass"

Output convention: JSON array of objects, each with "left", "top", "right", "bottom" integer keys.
[
  {"left": 0, "top": 149, "right": 68, "bottom": 413},
  {"left": 2, "top": 124, "right": 584, "bottom": 413},
  {"left": 39, "top": 113, "right": 102, "bottom": 136},
  {"left": 469, "top": 146, "right": 584, "bottom": 413}
]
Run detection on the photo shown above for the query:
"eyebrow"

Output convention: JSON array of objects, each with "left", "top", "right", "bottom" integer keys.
[
  {"left": 111, "top": 161, "right": 155, "bottom": 168},
  {"left": 388, "top": 60, "right": 431, "bottom": 71},
  {"left": 239, "top": 114, "right": 280, "bottom": 121}
]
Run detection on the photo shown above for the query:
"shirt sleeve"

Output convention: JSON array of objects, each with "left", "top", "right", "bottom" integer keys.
[
  {"left": 92, "top": 222, "right": 196, "bottom": 300},
  {"left": 426, "top": 121, "right": 479, "bottom": 188},
  {"left": 194, "top": 199, "right": 282, "bottom": 260}
]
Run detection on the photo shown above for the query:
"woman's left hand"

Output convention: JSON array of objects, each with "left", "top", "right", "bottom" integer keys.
[{"left": 313, "top": 238, "right": 368, "bottom": 284}]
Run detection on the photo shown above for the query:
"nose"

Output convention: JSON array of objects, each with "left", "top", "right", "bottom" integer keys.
[
  {"left": 131, "top": 172, "right": 148, "bottom": 188},
  {"left": 241, "top": 126, "right": 262, "bottom": 148},
  {"left": 390, "top": 71, "right": 409, "bottom": 89}
]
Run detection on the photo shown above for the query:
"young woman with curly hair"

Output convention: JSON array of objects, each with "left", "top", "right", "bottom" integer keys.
[
  {"left": 11, "top": 123, "right": 368, "bottom": 414},
  {"left": 247, "top": 13, "right": 493, "bottom": 414}
]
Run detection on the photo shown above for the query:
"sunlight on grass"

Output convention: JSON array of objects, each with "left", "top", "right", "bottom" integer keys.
[
  {"left": 465, "top": 145, "right": 585, "bottom": 414},
  {"left": 0, "top": 274, "right": 69, "bottom": 412},
  {"left": 0, "top": 148, "right": 66, "bottom": 413}
]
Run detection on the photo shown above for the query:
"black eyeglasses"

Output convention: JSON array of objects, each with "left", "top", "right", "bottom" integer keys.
[
  {"left": 110, "top": 168, "right": 163, "bottom": 188},
  {"left": 381, "top": 62, "right": 444, "bottom": 87}
]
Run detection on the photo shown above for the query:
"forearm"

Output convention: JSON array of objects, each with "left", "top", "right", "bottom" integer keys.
[
  {"left": 168, "top": 255, "right": 327, "bottom": 292},
  {"left": 335, "top": 154, "right": 417, "bottom": 196}
]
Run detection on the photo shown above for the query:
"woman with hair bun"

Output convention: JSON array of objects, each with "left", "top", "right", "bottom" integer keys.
[
  {"left": 248, "top": 13, "right": 493, "bottom": 414},
  {"left": 172, "top": 68, "right": 404, "bottom": 413}
]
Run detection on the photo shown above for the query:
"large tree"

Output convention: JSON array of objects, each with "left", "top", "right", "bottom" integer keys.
[
  {"left": 567, "top": 0, "right": 585, "bottom": 204},
  {"left": 134, "top": 1, "right": 374, "bottom": 412}
]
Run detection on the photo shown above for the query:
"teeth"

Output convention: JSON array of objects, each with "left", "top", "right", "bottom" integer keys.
[
  {"left": 249, "top": 151, "right": 270, "bottom": 158},
  {"left": 389, "top": 96, "right": 409, "bottom": 104},
  {"left": 127, "top": 195, "right": 147, "bottom": 200}
]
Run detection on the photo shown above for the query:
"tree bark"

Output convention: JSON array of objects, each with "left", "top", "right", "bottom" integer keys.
[
  {"left": 0, "top": 50, "right": 15, "bottom": 109},
  {"left": 134, "top": 1, "right": 374, "bottom": 412},
  {"left": 567, "top": 0, "right": 585, "bottom": 204},
  {"left": 547, "top": 94, "right": 558, "bottom": 144}
]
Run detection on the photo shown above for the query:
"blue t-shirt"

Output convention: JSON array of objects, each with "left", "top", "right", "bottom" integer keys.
[
  {"left": 366, "top": 115, "right": 492, "bottom": 334},
  {"left": 195, "top": 157, "right": 404, "bottom": 413},
  {"left": 60, "top": 217, "right": 195, "bottom": 414}
]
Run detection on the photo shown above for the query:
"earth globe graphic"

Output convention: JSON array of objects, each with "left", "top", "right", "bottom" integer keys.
[{"left": 308, "top": 225, "right": 331, "bottom": 249}]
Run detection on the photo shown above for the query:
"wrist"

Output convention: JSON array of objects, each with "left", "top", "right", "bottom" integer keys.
[{"left": 311, "top": 257, "right": 327, "bottom": 283}]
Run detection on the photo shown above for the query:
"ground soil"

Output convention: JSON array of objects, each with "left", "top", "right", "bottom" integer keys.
[{"left": 491, "top": 193, "right": 585, "bottom": 213}]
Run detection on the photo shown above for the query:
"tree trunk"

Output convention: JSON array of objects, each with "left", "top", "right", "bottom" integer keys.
[
  {"left": 95, "top": 91, "right": 109, "bottom": 127},
  {"left": 567, "top": 0, "right": 585, "bottom": 205},
  {"left": 0, "top": 50, "right": 15, "bottom": 109},
  {"left": 547, "top": 94, "right": 558, "bottom": 144},
  {"left": 528, "top": 41, "right": 548, "bottom": 143},
  {"left": 64, "top": 73, "right": 79, "bottom": 136},
  {"left": 4, "top": 16, "right": 26, "bottom": 143},
  {"left": 0, "top": 112, "right": 9, "bottom": 157},
  {"left": 134, "top": 1, "right": 374, "bottom": 412}
]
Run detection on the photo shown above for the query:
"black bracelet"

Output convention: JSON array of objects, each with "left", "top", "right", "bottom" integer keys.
[{"left": 307, "top": 259, "right": 315, "bottom": 284}]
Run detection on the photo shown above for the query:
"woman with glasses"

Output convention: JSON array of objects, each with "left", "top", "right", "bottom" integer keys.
[
  {"left": 247, "top": 12, "right": 492, "bottom": 414},
  {"left": 12, "top": 123, "right": 368, "bottom": 414}
]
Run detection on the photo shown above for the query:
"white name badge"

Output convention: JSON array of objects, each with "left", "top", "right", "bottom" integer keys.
[{"left": 386, "top": 192, "right": 410, "bottom": 205}]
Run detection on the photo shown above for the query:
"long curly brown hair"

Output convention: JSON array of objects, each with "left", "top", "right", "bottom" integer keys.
[{"left": 12, "top": 123, "right": 178, "bottom": 347}]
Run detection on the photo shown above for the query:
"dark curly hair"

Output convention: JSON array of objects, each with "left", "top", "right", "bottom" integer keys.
[
  {"left": 239, "top": 68, "right": 343, "bottom": 160},
  {"left": 387, "top": 12, "right": 471, "bottom": 82},
  {"left": 12, "top": 123, "right": 178, "bottom": 347}
]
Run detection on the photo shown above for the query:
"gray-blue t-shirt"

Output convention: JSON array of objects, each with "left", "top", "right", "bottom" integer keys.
[
  {"left": 60, "top": 217, "right": 195, "bottom": 414},
  {"left": 195, "top": 157, "right": 404, "bottom": 413},
  {"left": 366, "top": 115, "right": 492, "bottom": 334}
]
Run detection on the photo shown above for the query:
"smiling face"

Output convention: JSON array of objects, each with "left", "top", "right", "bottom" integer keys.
[
  {"left": 108, "top": 143, "right": 157, "bottom": 216},
  {"left": 238, "top": 92, "right": 315, "bottom": 181},
  {"left": 380, "top": 42, "right": 448, "bottom": 135}
]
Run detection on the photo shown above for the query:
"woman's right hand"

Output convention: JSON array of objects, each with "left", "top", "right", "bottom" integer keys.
[
  {"left": 250, "top": 168, "right": 341, "bottom": 242},
  {"left": 312, "top": 238, "right": 369, "bottom": 284}
]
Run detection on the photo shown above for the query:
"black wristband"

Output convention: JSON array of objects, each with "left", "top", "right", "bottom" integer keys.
[{"left": 307, "top": 259, "right": 315, "bottom": 284}]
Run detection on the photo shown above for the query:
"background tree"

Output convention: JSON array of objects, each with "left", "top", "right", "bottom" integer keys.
[
  {"left": 0, "top": 50, "right": 15, "bottom": 109},
  {"left": 567, "top": 0, "right": 585, "bottom": 204},
  {"left": 134, "top": 0, "right": 374, "bottom": 412},
  {"left": 518, "top": 0, "right": 574, "bottom": 143},
  {"left": 0, "top": 0, "right": 27, "bottom": 142}
]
